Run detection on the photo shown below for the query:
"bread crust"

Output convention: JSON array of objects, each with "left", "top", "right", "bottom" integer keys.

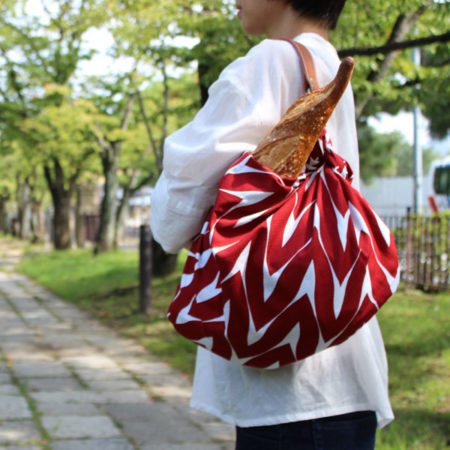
[{"left": 253, "top": 57, "right": 354, "bottom": 177}]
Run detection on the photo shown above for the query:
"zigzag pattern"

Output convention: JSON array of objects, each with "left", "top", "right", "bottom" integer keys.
[{"left": 168, "top": 132, "right": 400, "bottom": 369}]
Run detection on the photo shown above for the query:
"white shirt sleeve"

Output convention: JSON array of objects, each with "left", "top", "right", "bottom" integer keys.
[{"left": 150, "top": 39, "right": 303, "bottom": 253}]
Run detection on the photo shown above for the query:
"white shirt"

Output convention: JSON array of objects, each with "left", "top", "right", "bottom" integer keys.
[{"left": 151, "top": 33, "right": 394, "bottom": 429}]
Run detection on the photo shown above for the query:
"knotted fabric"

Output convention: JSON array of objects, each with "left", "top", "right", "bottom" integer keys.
[{"left": 168, "top": 131, "right": 400, "bottom": 369}]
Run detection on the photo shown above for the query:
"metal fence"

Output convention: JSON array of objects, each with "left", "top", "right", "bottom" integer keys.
[
  {"left": 81, "top": 212, "right": 449, "bottom": 292},
  {"left": 383, "top": 213, "right": 449, "bottom": 292}
]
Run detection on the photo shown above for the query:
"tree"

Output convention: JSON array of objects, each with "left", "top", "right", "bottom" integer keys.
[
  {"left": 107, "top": 0, "right": 448, "bottom": 268},
  {"left": 0, "top": 0, "right": 109, "bottom": 246},
  {"left": 174, "top": 1, "right": 450, "bottom": 146},
  {"left": 104, "top": 1, "right": 203, "bottom": 269},
  {"left": 114, "top": 130, "right": 154, "bottom": 249},
  {"left": 175, "top": 1, "right": 256, "bottom": 105},
  {"left": 21, "top": 86, "right": 99, "bottom": 248},
  {"left": 0, "top": 146, "right": 17, "bottom": 234},
  {"left": 1, "top": 0, "right": 447, "bottom": 251},
  {"left": 419, "top": 43, "right": 450, "bottom": 139},
  {"left": 334, "top": 0, "right": 449, "bottom": 136},
  {"left": 92, "top": 89, "right": 137, "bottom": 254},
  {"left": 13, "top": 145, "right": 48, "bottom": 242},
  {"left": 0, "top": 130, "right": 48, "bottom": 241},
  {"left": 394, "top": 144, "right": 442, "bottom": 178},
  {"left": 358, "top": 125, "right": 403, "bottom": 183},
  {"left": 114, "top": 73, "right": 198, "bottom": 249},
  {"left": 358, "top": 123, "right": 442, "bottom": 183}
]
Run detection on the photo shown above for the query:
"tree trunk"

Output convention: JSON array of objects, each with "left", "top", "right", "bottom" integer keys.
[
  {"left": 197, "top": 60, "right": 210, "bottom": 107},
  {"left": 95, "top": 146, "right": 119, "bottom": 253},
  {"left": 17, "top": 178, "right": 32, "bottom": 240},
  {"left": 95, "top": 93, "right": 136, "bottom": 254},
  {"left": 44, "top": 160, "right": 74, "bottom": 250},
  {"left": 53, "top": 190, "right": 71, "bottom": 249},
  {"left": 113, "top": 185, "right": 131, "bottom": 250},
  {"left": 114, "top": 169, "right": 143, "bottom": 249},
  {"left": 75, "top": 185, "right": 86, "bottom": 248},
  {"left": 0, "top": 196, "right": 9, "bottom": 234},
  {"left": 30, "top": 201, "right": 45, "bottom": 243},
  {"left": 152, "top": 239, "right": 178, "bottom": 276}
]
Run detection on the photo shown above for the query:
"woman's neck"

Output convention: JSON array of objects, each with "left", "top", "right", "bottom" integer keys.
[{"left": 266, "top": 14, "right": 329, "bottom": 41}]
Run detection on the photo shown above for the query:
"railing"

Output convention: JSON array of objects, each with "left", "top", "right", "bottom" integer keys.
[
  {"left": 384, "top": 212, "right": 449, "bottom": 292},
  {"left": 84, "top": 213, "right": 449, "bottom": 292}
]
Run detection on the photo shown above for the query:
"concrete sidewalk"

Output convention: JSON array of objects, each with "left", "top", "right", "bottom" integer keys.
[{"left": 0, "top": 239, "right": 235, "bottom": 450}]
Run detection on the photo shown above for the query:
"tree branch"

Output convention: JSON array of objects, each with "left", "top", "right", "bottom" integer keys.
[
  {"left": 339, "top": 31, "right": 450, "bottom": 58},
  {"left": 355, "top": 6, "right": 426, "bottom": 118},
  {"left": 0, "top": 46, "right": 28, "bottom": 109},
  {"left": 132, "top": 174, "right": 156, "bottom": 193},
  {"left": 137, "top": 91, "right": 163, "bottom": 173},
  {"left": 121, "top": 92, "right": 137, "bottom": 131},
  {"left": 161, "top": 58, "right": 170, "bottom": 151},
  {"left": 428, "top": 57, "right": 450, "bottom": 68},
  {"left": 0, "top": 19, "right": 50, "bottom": 74},
  {"left": 43, "top": 164, "right": 56, "bottom": 198},
  {"left": 69, "top": 148, "right": 96, "bottom": 187},
  {"left": 52, "top": 156, "right": 65, "bottom": 192},
  {"left": 93, "top": 128, "right": 111, "bottom": 152}
]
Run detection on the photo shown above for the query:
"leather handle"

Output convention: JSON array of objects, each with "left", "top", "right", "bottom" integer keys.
[{"left": 286, "top": 40, "right": 319, "bottom": 92}]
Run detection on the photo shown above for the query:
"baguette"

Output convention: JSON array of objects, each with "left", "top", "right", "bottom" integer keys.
[{"left": 253, "top": 57, "right": 354, "bottom": 177}]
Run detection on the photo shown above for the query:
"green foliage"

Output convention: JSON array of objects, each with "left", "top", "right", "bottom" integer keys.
[
  {"left": 0, "top": 0, "right": 110, "bottom": 122},
  {"left": 0, "top": 140, "right": 48, "bottom": 207},
  {"left": 358, "top": 122, "right": 443, "bottom": 182},
  {"left": 20, "top": 86, "right": 100, "bottom": 187},
  {"left": 177, "top": 1, "right": 258, "bottom": 103},
  {"left": 395, "top": 145, "right": 442, "bottom": 178},
  {"left": 358, "top": 124, "right": 408, "bottom": 182},
  {"left": 0, "top": 0, "right": 114, "bottom": 239},
  {"left": 139, "top": 73, "right": 200, "bottom": 146},
  {"left": 0, "top": 146, "right": 17, "bottom": 204},
  {"left": 335, "top": 0, "right": 449, "bottom": 134},
  {"left": 1, "top": 0, "right": 448, "bottom": 246},
  {"left": 420, "top": 44, "right": 450, "bottom": 139},
  {"left": 109, "top": 0, "right": 255, "bottom": 103}
]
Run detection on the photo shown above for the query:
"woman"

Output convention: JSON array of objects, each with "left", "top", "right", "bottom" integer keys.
[{"left": 151, "top": 1, "right": 393, "bottom": 448}]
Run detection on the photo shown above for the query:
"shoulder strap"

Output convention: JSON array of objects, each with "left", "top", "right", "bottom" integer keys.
[{"left": 285, "top": 40, "right": 319, "bottom": 93}]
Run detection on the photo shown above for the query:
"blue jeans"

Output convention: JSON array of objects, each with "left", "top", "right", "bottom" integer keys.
[{"left": 235, "top": 410, "right": 377, "bottom": 450}]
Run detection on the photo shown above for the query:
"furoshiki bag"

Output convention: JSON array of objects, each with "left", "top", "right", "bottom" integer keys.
[{"left": 167, "top": 42, "right": 400, "bottom": 369}]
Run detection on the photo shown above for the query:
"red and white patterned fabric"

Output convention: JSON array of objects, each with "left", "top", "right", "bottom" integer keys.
[{"left": 168, "top": 131, "right": 400, "bottom": 369}]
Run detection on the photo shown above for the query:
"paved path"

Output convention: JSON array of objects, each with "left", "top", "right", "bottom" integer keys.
[{"left": 0, "top": 239, "right": 235, "bottom": 450}]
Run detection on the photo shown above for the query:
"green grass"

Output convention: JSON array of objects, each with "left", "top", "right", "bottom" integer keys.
[
  {"left": 376, "top": 289, "right": 449, "bottom": 449},
  {"left": 17, "top": 245, "right": 449, "bottom": 449}
]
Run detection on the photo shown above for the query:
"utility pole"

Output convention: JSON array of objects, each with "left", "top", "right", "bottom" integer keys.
[
  {"left": 412, "top": 47, "right": 423, "bottom": 213},
  {"left": 139, "top": 224, "right": 152, "bottom": 315}
]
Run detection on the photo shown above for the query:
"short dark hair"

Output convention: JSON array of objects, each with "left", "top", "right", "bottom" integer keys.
[{"left": 285, "top": 0, "right": 347, "bottom": 30}]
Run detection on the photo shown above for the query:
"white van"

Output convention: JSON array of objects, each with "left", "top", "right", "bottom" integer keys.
[{"left": 428, "top": 156, "right": 450, "bottom": 212}]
